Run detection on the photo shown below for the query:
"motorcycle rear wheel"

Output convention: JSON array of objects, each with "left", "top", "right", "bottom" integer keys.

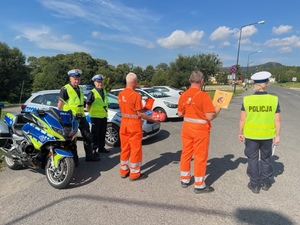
[
  {"left": 4, "top": 156, "right": 22, "bottom": 170},
  {"left": 45, "top": 157, "right": 74, "bottom": 189}
]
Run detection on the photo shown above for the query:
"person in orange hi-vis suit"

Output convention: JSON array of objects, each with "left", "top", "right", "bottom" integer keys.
[
  {"left": 177, "top": 71, "right": 221, "bottom": 194},
  {"left": 118, "top": 72, "right": 160, "bottom": 181}
]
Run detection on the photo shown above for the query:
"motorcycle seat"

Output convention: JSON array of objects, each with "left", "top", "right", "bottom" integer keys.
[{"left": 12, "top": 114, "right": 30, "bottom": 136}]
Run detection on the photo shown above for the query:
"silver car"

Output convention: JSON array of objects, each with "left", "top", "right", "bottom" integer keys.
[
  {"left": 152, "top": 86, "right": 184, "bottom": 97},
  {"left": 21, "top": 89, "right": 161, "bottom": 147},
  {"left": 110, "top": 88, "right": 179, "bottom": 120}
]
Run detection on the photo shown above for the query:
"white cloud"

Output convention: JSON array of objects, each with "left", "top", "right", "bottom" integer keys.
[
  {"left": 14, "top": 25, "right": 89, "bottom": 52},
  {"left": 235, "top": 25, "right": 258, "bottom": 39},
  {"left": 157, "top": 30, "right": 204, "bottom": 49},
  {"left": 93, "top": 33, "right": 155, "bottom": 48},
  {"left": 210, "top": 26, "right": 236, "bottom": 41},
  {"left": 272, "top": 25, "right": 293, "bottom": 35},
  {"left": 265, "top": 35, "right": 300, "bottom": 48},
  {"left": 210, "top": 25, "right": 259, "bottom": 47},
  {"left": 40, "top": 0, "right": 160, "bottom": 33},
  {"left": 210, "top": 26, "right": 236, "bottom": 47},
  {"left": 278, "top": 47, "right": 292, "bottom": 53},
  {"left": 91, "top": 31, "right": 101, "bottom": 38},
  {"left": 62, "top": 34, "right": 72, "bottom": 40}
]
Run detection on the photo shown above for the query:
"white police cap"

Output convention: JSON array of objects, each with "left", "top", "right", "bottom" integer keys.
[
  {"left": 68, "top": 69, "right": 82, "bottom": 77},
  {"left": 251, "top": 71, "right": 271, "bottom": 83},
  {"left": 92, "top": 74, "right": 104, "bottom": 81}
]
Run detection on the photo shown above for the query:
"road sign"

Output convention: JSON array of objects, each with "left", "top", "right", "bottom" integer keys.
[{"left": 230, "top": 66, "right": 236, "bottom": 74}]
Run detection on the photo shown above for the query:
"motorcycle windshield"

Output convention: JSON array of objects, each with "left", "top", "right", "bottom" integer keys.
[
  {"left": 41, "top": 108, "right": 78, "bottom": 139},
  {"left": 49, "top": 108, "right": 74, "bottom": 126}
]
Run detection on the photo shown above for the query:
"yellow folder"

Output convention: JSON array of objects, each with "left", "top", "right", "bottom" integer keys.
[{"left": 212, "top": 90, "right": 233, "bottom": 109}]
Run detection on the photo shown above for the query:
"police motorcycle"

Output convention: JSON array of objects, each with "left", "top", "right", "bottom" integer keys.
[{"left": 0, "top": 107, "right": 78, "bottom": 189}]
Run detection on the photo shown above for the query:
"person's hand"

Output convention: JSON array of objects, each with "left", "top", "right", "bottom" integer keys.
[
  {"left": 215, "top": 105, "right": 221, "bottom": 114},
  {"left": 153, "top": 117, "right": 161, "bottom": 123},
  {"left": 273, "top": 136, "right": 280, "bottom": 146},
  {"left": 238, "top": 133, "right": 245, "bottom": 142}
]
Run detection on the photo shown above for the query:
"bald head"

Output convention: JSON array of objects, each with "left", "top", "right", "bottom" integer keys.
[
  {"left": 126, "top": 72, "right": 138, "bottom": 89},
  {"left": 189, "top": 71, "right": 204, "bottom": 83}
]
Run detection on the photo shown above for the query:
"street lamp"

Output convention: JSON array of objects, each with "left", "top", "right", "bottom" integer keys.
[
  {"left": 245, "top": 50, "right": 262, "bottom": 82},
  {"left": 233, "top": 20, "right": 265, "bottom": 93}
]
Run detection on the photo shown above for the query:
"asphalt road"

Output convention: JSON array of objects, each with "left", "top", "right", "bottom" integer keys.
[{"left": 0, "top": 86, "right": 299, "bottom": 225}]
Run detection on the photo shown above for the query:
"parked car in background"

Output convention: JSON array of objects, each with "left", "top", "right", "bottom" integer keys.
[
  {"left": 110, "top": 88, "right": 179, "bottom": 120},
  {"left": 152, "top": 86, "right": 184, "bottom": 97},
  {"left": 20, "top": 90, "right": 160, "bottom": 147},
  {"left": 79, "top": 84, "right": 94, "bottom": 95}
]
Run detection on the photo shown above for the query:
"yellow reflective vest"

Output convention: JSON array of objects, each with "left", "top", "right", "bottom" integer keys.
[
  {"left": 62, "top": 84, "right": 85, "bottom": 117},
  {"left": 243, "top": 94, "right": 278, "bottom": 139},
  {"left": 89, "top": 89, "right": 108, "bottom": 118}
]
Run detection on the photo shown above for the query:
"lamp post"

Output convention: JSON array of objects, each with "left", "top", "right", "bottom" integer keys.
[
  {"left": 245, "top": 50, "right": 262, "bottom": 83},
  {"left": 233, "top": 20, "right": 265, "bottom": 93}
]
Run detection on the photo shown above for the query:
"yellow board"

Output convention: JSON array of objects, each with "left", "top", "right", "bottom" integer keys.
[{"left": 213, "top": 90, "right": 233, "bottom": 109}]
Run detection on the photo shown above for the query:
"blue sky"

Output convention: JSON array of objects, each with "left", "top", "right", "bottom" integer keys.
[{"left": 1, "top": 0, "right": 300, "bottom": 69}]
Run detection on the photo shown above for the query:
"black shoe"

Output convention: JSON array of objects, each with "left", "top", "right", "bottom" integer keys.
[
  {"left": 194, "top": 186, "right": 215, "bottom": 194},
  {"left": 261, "top": 182, "right": 272, "bottom": 191},
  {"left": 121, "top": 172, "right": 130, "bottom": 179},
  {"left": 129, "top": 173, "right": 148, "bottom": 181},
  {"left": 93, "top": 151, "right": 100, "bottom": 157},
  {"left": 248, "top": 182, "right": 261, "bottom": 194},
  {"left": 98, "top": 148, "right": 110, "bottom": 153},
  {"left": 181, "top": 181, "right": 190, "bottom": 188},
  {"left": 85, "top": 155, "right": 101, "bottom": 162}
]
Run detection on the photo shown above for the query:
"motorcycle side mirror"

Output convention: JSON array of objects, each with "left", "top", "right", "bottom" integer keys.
[{"left": 37, "top": 109, "right": 46, "bottom": 117}]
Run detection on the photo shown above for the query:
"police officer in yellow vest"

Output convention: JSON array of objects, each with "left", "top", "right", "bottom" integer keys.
[
  {"left": 238, "top": 71, "right": 281, "bottom": 194},
  {"left": 86, "top": 74, "right": 110, "bottom": 155},
  {"left": 57, "top": 69, "right": 100, "bottom": 165}
]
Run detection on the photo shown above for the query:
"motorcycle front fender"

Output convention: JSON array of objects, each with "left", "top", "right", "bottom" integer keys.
[{"left": 52, "top": 148, "right": 73, "bottom": 168}]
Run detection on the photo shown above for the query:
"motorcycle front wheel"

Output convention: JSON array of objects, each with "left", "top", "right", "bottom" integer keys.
[
  {"left": 45, "top": 157, "right": 75, "bottom": 189},
  {"left": 4, "top": 156, "right": 22, "bottom": 170}
]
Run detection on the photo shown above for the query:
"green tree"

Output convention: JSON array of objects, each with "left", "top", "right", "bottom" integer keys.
[
  {"left": 155, "top": 63, "right": 169, "bottom": 72},
  {"left": 132, "top": 66, "right": 143, "bottom": 82},
  {"left": 142, "top": 65, "right": 155, "bottom": 83},
  {"left": 0, "top": 42, "right": 30, "bottom": 102},
  {"left": 167, "top": 53, "right": 222, "bottom": 89},
  {"left": 115, "top": 63, "right": 132, "bottom": 87},
  {"left": 151, "top": 70, "right": 168, "bottom": 86}
]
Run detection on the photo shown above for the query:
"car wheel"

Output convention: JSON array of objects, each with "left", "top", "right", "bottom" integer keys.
[
  {"left": 105, "top": 123, "right": 120, "bottom": 147},
  {"left": 153, "top": 107, "right": 167, "bottom": 121}
]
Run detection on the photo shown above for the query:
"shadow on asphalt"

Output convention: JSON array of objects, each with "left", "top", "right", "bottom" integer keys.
[
  {"left": 69, "top": 146, "right": 120, "bottom": 189},
  {"left": 206, "top": 154, "right": 247, "bottom": 185},
  {"left": 235, "top": 208, "right": 294, "bottom": 225},
  {"left": 205, "top": 154, "right": 285, "bottom": 186},
  {"left": 142, "top": 129, "right": 170, "bottom": 145},
  {"left": 142, "top": 150, "right": 181, "bottom": 175}
]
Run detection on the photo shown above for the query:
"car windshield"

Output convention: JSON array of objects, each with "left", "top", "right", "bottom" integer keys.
[
  {"left": 142, "top": 89, "right": 170, "bottom": 98},
  {"left": 108, "top": 93, "right": 119, "bottom": 109},
  {"left": 79, "top": 84, "right": 94, "bottom": 91}
]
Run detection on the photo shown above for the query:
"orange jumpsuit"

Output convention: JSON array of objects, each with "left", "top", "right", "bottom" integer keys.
[
  {"left": 118, "top": 88, "right": 143, "bottom": 179},
  {"left": 178, "top": 87, "right": 216, "bottom": 188}
]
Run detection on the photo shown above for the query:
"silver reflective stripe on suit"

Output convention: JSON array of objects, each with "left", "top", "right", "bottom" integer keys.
[
  {"left": 121, "top": 113, "right": 139, "bottom": 119},
  {"left": 184, "top": 117, "right": 207, "bottom": 124}
]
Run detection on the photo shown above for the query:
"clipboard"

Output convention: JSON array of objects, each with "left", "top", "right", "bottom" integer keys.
[
  {"left": 272, "top": 144, "right": 276, "bottom": 156},
  {"left": 212, "top": 90, "right": 233, "bottom": 109}
]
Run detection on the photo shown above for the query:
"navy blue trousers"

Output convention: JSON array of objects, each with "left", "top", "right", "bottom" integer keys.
[
  {"left": 91, "top": 117, "right": 107, "bottom": 151},
  {"left": 244, "top": 138, "right": 273, "bottom": 185}
]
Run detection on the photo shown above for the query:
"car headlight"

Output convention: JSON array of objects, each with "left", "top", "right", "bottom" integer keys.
[{"left": 163, "top": 101, "right": 178, "bottom": 108}]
